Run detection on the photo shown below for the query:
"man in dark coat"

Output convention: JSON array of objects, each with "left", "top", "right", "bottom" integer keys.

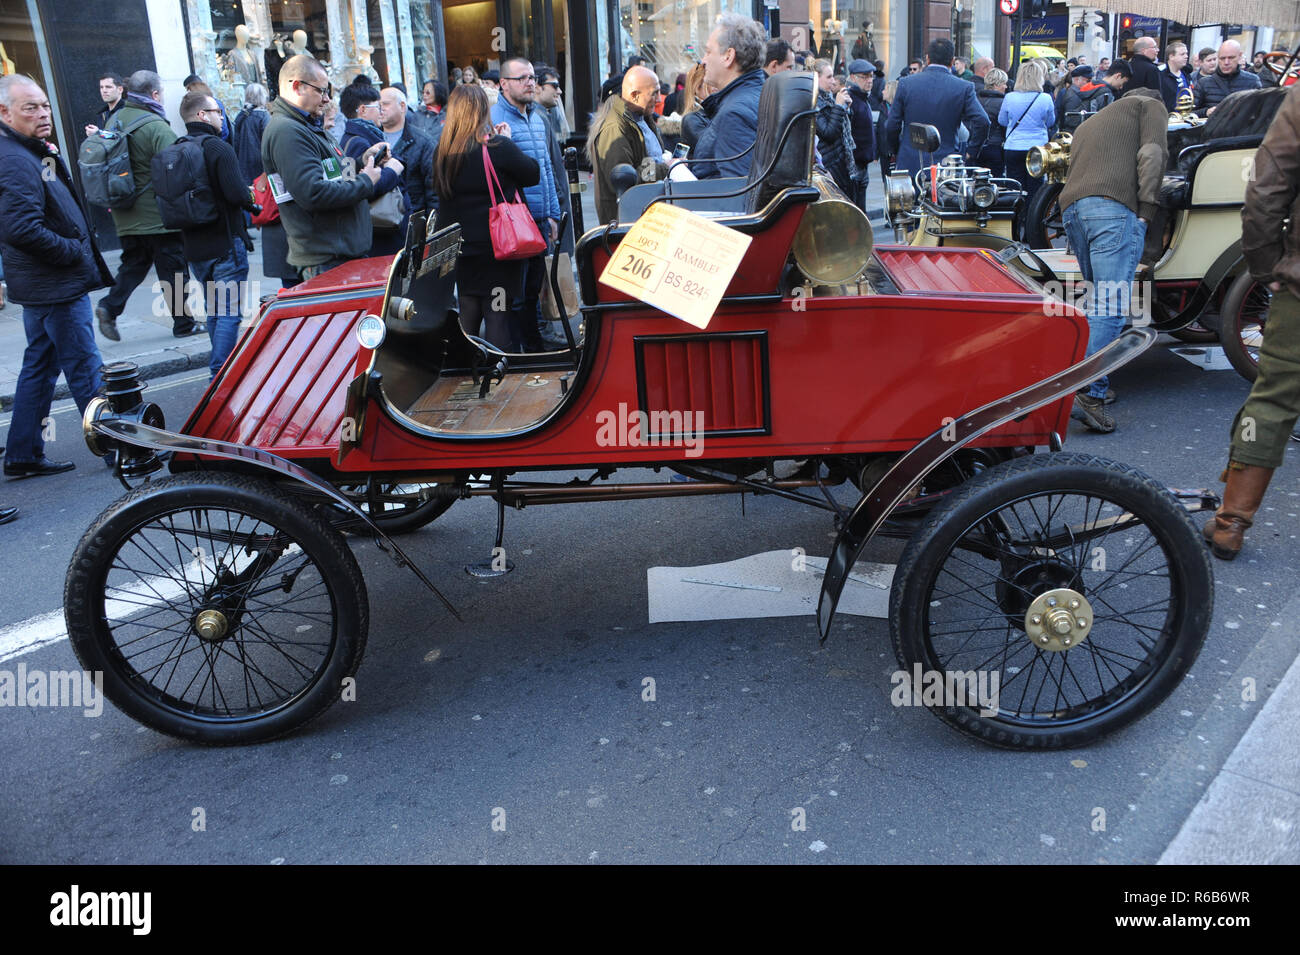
[
  {"left": 845, "top": 59, "right": 876, "bottom": 206},
  {"left": 884, "top": 37, "right": 988, "bottom": 184},
  {"left": 1192, "top": 39, "right": 1262, "bottom": 116},
  {"left": 693, "top": 13, "right": 767, "bottom": 179},
  {"left": 176, "top": 89, "right": 259, "bottom": 377},
  {"left": 380, "top": 85, "right": 435, "bottom": 219},
  {"left": 1127, "top": 37, "right": 1177, "bottom": 111},
  {"left": 590, "top": 66, "right": 667, "bottom": 223},
  {"left": 261, "top": 56, "right": 397, "bottom": 279},
  {"left": 0, "top": 75, "right": 111, "bottom": 480}
]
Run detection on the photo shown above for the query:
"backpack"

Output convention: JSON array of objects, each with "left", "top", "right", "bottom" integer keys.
[
  {"left": 150, "top": 134, "right": 221, "bottom": 230},
  {"left": 78, "top": 113, "right": 162, "bottom": 209}
]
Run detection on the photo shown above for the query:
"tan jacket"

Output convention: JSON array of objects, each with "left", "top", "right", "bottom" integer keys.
[{"left": 1242, "top": 83, "right": 1300, "bottom": 296}]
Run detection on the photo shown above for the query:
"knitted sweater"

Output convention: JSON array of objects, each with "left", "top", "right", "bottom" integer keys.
[{"left": 1058, "top": 88, "right": 1168, "bottom": 222}]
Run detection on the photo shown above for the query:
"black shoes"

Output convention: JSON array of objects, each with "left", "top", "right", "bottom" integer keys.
[
  {"left": 173, "top": 324, "right": 206, "bottom": 338},
  {"left": 4, "top": 457, "right": 75, "bottom": 478},
  {"left": 95, "top": 305, "right": 120, "bottom": 342},
  {"left": 0, "top": 505, "right": 17, "bottom": 525}
]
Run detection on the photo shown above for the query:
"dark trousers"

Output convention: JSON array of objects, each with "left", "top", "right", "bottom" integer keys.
[
  {"left": 1003, "top": 149, "right": 1042, "bottom": 235},
  {"left": 974, "top": 144, "right": 1005, "bottom": 178},
  {"left": 99, "top": 232, "right": 195, "bottom": 332},
  {"left": 1230, "top": 287, "right": 1300, "bottom": 469},
  {"left": 8, "top": 296, "right": 103, "bottom": 463},
  {"left": 510, "top": 228, "right": 550, "bottom": 353}
]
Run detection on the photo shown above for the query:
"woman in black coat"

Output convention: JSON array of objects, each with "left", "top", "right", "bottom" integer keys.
[{"left": 433, "top": 84, "right": 540, "bottom": 351}]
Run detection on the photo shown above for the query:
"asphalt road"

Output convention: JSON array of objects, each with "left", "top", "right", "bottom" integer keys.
[{"left": 1, "top": 341, "right": 1296, "bottom": 864}]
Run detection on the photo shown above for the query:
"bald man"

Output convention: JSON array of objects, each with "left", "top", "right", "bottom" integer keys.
[
  {"left": 1193, "top": 39, "right": 1261, "bottom": 116},
  {"left": 1127, "top": 36, "right": 1175, "bottom": 110},
  {"left": 588, "top": 65, "right": 668, "bottom": 222}
]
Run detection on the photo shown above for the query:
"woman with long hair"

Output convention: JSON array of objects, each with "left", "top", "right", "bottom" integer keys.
[
  {"left": 433, "top": 84, "right": 540, "bottom": 351},
  {"left": 999, "top": 60, "right": 1056, "bottom": 231}
]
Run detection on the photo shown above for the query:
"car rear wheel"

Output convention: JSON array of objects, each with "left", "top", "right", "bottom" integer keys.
[
  {"left": 889, "top": 453, "right": 1212, "bottom": 749},
  {"left": 65, "top": 472, "right": 368, "bottom": 744},
  {"left": 1219, "top": 271, "right": 1269, "bottom": 383}
]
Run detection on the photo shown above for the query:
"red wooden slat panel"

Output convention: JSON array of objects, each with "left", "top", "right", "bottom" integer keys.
[{"left": 637, "top": 335, "right": 767, "bottom": 433}]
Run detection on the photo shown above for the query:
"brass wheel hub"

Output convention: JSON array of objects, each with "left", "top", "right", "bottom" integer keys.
[
  {"left": 195, "top": 609, "right": 230, "bottom": 643},
  {"left": 1024, "top": 588, "right": 1092, "bottom": 653}
]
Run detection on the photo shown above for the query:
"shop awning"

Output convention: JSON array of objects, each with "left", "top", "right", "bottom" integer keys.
[{"left": 1092, "top": 0, "right": 1300, "bottom": 30}]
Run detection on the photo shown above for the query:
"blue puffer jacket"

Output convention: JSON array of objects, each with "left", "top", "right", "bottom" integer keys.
[
  {"left": 491, "top": 96, "right": 561, "bottom": 222},
  {"left": 694, "top": 69, "right": 766, "bottom": 179},
  {"left": 0, "top": 121, "right": 112, "bottom": 305}
]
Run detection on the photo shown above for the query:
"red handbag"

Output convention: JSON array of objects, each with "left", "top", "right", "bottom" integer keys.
[
  {"left": 483, "top": 144, "right": 546, "bottom": 260},
  {"left": 250, "top": 173, "right": 280, "bottom": 226}
]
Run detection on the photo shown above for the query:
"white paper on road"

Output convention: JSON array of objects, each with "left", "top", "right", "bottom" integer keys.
[
  {"left": 647, "top": 549, "right": 894, "bottom": 624},
  {"left": 1171, "top": 345, "right": 1235, "bottom": 371}
]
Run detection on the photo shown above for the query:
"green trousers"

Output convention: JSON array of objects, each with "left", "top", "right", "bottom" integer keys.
[{"left": 1230, "top": 286, "right": 1300, "bottom": 469}]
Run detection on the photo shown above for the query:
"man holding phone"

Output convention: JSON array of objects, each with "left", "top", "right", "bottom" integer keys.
[
  {"left": 589, "top": 65, "right": 669, "bottom": 223},
  {"left": 262, "top": 55, "right": 401, "bottom": 279}
]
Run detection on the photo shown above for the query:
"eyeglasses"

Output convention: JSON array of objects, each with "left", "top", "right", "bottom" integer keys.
[
  {"left": 541, "top": 81, "right": 561, "bottom": 90},
  {"left": 502, "top": 74, "right": 536, "bottom": 83},
  {"left": 297, "top": 78, "right": 333, "bottom": 99}
]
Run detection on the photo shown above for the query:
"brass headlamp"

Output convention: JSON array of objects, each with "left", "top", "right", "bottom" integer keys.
[{"left": 1026, "top": 133, "right": 1072, "bottom": 183}]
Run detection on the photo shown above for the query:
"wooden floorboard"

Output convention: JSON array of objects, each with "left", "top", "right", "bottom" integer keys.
[{"left": 407, "top": 371, "right": 568, "bottom": 433}]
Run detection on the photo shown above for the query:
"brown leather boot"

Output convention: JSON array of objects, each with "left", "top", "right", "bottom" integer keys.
[{"left": 1203, "top": 463, "right": 1274, "bottom": 560}]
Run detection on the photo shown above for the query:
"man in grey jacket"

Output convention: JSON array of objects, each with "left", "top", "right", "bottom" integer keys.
[{"left": 260, "top": 55, "right": 402, "bottom": 279}]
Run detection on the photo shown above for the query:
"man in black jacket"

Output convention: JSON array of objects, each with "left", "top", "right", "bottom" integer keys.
[
  {"left": 177, "top": 90, "right": 259, "bottom": 377},
  {"left": 0, "top": 75, "right": 111, "bottom": 480},
  {"left": 845, "top": 59, "right": 876, "bottom": 210},
  {"left": 1128, "top": 37, "right": 1177, "bottom": 111},
  {"left": 1192, "top": 40, "right": 1261, "bottom": 116},
  {"left": 379, "top": 85, "right": 434, "bottom": 218}
]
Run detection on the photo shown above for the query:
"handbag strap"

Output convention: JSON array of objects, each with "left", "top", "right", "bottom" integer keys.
[
  {"left": 483, "top": 143, "right": 506, "bottom": 205},
  {"left": 1006, "top": 93, "right": 1041, "bottom": 138}
]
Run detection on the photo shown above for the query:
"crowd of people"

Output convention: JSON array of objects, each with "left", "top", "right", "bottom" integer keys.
[{"left": 0, "top": 20, "right": 1296, "bottom": 549}]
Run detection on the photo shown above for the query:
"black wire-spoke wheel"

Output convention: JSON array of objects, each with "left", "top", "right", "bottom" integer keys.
[
  {"left": 1023, "top": 181, "right": 1067, "bottom": 249},
  {"left": 889, "top": 453, "right": 1212, "bottom": 749},
  {"left": 338, "top": 482, "right": 456, "bottom": 534},
  {"left": 1219, "top": 271, "right": 1270, "bottom": 383},
  {"left": 65, "top": 472, "right": 368, "bottom": 744}
]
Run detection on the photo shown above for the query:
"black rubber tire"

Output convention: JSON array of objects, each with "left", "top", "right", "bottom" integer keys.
[
  {"left": 1218, "top": 271, "right": 1268, "bottom": 383},
  {"left": 65, "top": 472, "right": 368, "bottom": 745},
  {"left": 1168, "top": 321, "right": 1220, "bottom": 345},
  {"left": 1022, "top": 181, "right": 1065, "bottom": 249},
  {"left": 339, "top": 483, "right": 456, "bottom": 534},
  {"left": 889, "top": 452, "right": 1212, "bottom": 750}
]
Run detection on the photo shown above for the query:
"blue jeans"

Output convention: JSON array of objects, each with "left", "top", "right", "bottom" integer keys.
[
  {"left": 1062, "top": 196, "right": 1147, "bottom": 399},
  {"left": 8, "top": 295, "right": 104, "bottom": 463},
  {"left": 190, "top": 237, "right": 250, "bottom": 377}
]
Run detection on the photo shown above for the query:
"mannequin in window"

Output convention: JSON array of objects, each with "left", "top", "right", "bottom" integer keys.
[
  {"left": 264, "top": 33, "right": 287, "bottom": 95},
  {"left": 224, "top": 24, "right": 264, "bottom": 85}
]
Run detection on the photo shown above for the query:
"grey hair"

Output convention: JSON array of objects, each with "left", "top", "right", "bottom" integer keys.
[
  {"left": 713, "top": 12, "right": 766, "bottom": 74},
  {"left": 0, "top": 74, "right": 41, "bottom": 109},
  {"left": 983, "top": 68, "right": 1008, "bottom": 90},
  {"left": 243, "top": 82, "right": 269, "bottom": 108},
  {"left": 126, "top": 70, "right": 163, "bottom": 97},
  {"left": 383, "top": 86, "right": 406, "bottom": 110}
]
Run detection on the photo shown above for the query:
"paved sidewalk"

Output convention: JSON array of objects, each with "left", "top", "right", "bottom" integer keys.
[{"left": 0, "top": 240, "right": 281, "bottom": 412}]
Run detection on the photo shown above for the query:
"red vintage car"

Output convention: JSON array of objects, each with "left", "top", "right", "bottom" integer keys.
[{"left": 70, "top": 72, "right": 1213, "bottom": 750}]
